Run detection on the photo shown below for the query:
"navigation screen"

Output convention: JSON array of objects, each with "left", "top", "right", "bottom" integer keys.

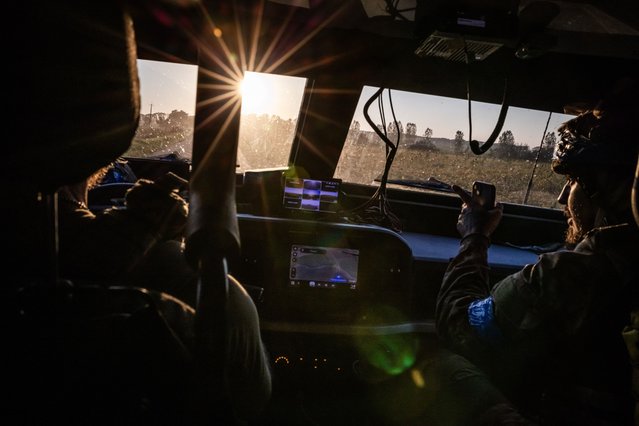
[
  {"left": 282, "top": 178, "right": 340, "bottom": 213},
  {"left": 289, "top": 245, "right": 359, "bottom": 289}
]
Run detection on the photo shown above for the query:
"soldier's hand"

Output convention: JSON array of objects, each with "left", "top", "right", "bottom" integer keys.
[
  {"left": 452, "top": 184, "right": 503, "bottom": 239},
  {"left": 124, "top": 174, "right": 188, "bottom": 240}
]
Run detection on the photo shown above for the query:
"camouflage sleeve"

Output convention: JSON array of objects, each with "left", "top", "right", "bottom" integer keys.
[
  {"left": 491, "top": 249, "right": 612, "bottom": 346},
  {"left": 437, "top": 234, "right": 614, "bottom": 360},
  {"left": 436, "top": 234, "right": 493, "bottom": 356}
]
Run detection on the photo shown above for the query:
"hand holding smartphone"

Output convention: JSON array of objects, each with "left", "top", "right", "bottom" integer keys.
[{"left": 472, "top": 181, "right": 496, "bottom": 209}]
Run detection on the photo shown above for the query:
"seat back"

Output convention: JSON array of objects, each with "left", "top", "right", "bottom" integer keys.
[
  {"left": 12, "top": 283, "right": 192, "bottom": 425},
  {"left": 9, "top": 1, "right": 141, "bottom": 288},
  {"left": 10, "top": 1, "right": 140, "bottom": 194},
  {"left": 7, "top": 2, "right": 197, "bottom": 423},
  {"left": 9, "top": 0, "right": 252, "bottom": 422}
]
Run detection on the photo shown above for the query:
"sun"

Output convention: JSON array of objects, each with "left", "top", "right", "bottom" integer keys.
[{"left": 239, "top": 71, "right": 274, "bottom": 116}]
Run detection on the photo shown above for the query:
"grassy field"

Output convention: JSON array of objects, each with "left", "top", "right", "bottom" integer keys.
[
  {"left": 128, "top": 128, "right": 193, "bottom": 159},
  {"left": 335, "top": 133, "right": 566, "bottom": 209}
]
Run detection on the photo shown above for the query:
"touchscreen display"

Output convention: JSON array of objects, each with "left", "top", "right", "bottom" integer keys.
[
  {"left": 289, "top": 245, "right": 359, "bottom": 289},
  {"left": 282, "top": 178, "right": 340, "bottom": 213}
]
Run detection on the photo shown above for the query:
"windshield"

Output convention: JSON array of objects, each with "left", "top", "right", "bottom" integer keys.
[
  {"left": 334, "top": 86, "right": 575, "bottom": 209},
  {"left": 128, "top": 63, "right": 574, "bottom": 209}
]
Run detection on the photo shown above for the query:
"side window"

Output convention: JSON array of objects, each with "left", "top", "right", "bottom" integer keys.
[{"left": 127, "top": 59, "right": 198, "bottom": 160}]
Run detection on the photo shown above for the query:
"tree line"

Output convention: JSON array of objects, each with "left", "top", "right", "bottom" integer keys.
[{"left": 349, "top": 120, "right": 557, "bottom": 162}]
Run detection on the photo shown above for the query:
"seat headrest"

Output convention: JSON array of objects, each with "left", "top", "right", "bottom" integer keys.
[{"left": 10, "top": 2, "right": 141, "bottom": 193}]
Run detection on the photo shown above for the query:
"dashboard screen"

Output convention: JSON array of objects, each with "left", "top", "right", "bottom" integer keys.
[
  {"left": 289, "top": 245, "right": 359, "bottom": 289},
  {"left": 282, "top": 178, "right": 341, "bottom": 213}
]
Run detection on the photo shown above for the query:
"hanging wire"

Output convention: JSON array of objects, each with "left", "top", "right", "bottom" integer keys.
[
  {"left": 523, "top": 111, "right": 553, "bottom": 205},
  {"left": 342, "top": 87, "right": 402, "bottom": 232},
  {"left": 463, "top": 41, "right": 510, "bottom": 155}
]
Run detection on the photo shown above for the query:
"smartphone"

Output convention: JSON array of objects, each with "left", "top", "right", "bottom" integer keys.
[{"left": 472, "top": 181, "right": 496, "bottom": 208}]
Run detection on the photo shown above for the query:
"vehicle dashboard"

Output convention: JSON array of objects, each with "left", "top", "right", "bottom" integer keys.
[
  {"left": 227, "top": 210, "right": 541, "bottom": 387},
  {"left": 232, "top": 213, "right": 539, "bottom": 325}
]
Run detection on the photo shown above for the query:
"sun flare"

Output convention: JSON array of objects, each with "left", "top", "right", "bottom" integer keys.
[{"left": 240, "top": 71, "right": 274, "bottom": 115}]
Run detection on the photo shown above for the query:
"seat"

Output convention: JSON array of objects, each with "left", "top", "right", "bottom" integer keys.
[
  {"left": 13, "top": 283, "right": 192, "bottom": 425},
  {"left": 8, "top": 2, "right": 239, "bottom": 424}
]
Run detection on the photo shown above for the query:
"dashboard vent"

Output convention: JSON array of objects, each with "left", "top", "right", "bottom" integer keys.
[{"left": 415, "top": 32, "right": 503, "bottom": 62}]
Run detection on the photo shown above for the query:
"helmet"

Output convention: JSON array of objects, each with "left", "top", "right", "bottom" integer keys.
[{"left": 552, "top": 78, "right": 639, "bottom": 197}]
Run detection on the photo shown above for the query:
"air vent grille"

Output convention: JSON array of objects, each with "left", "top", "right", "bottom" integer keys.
[{"left": 415, "top": 33, "right": 503, "bottom": 62}]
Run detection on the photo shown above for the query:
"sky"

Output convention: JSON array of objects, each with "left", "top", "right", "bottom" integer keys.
[
  {"left": 137, "top": 59, "right": 199, "bottom": 116},
  {"left": 240, "top": 71, "right": 307, "bottom": 119},
  {"left": 137, "top": 61, "right": 306, "bottom": 119},
  {"left": 351, "top": 86, "right": 574, "bottom": 148},
  {"left": 137, "top": 60, "right": 573, "bottom": 148}
]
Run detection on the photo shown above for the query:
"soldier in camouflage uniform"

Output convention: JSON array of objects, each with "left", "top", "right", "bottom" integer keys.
[{"left": 434, "top": 79, "right": 639, "bottom": 425}]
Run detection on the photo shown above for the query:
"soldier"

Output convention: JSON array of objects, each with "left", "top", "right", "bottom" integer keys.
[{"left": 435, "top": 79, "right": 639, "bottom": 425}]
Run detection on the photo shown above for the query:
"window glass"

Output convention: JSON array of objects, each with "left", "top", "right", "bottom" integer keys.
[
  {"left": 127, "top": 59, "right": 198, "bottom": 160},
  {"left": 127, "top": 65, "right": 306, "bottom": 171},
  {"left": 334, "top": 86, "right": 575, "bottom": 209},
  {"left": 237, "top": 71, "right": 307, "bottom": 173}
]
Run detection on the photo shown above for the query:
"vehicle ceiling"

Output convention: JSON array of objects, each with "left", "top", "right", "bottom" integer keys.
[{"left": 135, "top": 0, "right": 639, "bottom": 112}]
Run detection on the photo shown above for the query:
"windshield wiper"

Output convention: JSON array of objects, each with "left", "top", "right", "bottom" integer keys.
[{"left": 376, "top": 176, "right": 454, "bottom": 193}]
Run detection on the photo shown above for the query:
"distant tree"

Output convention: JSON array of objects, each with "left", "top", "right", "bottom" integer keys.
[
  {"left": 539, "top": 131, "right": 557, "bottom": 161},
  {"left": 424, "top": 127, "right": 433, "bottom": 141},
  {"left": 415, "top": 127, "right": 436, "bottom": 151},
  {"left": 544, "top": 131, "right": 556, "bottom": 150},
  {"left": 454, "top": 130, "right": 465, "bottom": 153},
  {"left": 406, "top": 122, "right": 417, "bottom": 136},
  {"left": 168, "top": 109, "right": 189, "bottom": 126},
  {"left": 347, "top": 120, "right": 361, "bottom": 145},
  {"left": 387, "top": 120, "right": 404, "bottom": 136},
  {"left": 496, "top": 130, "right": 516, "bottom": 158},
  {"left": 498, "top": 130, "right": 515, "bottom": 146},
  {"left": 156, "top": 112, "right": 167, "bottom": 123}
]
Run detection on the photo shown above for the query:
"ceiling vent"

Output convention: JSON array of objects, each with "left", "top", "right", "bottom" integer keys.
[{"left": 415, "top": 32, "right": 503, "bottom": 61}]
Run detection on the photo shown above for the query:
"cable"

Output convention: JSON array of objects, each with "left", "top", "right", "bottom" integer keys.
[
  {"left": 380, "top": 89, "right": 401, "bottom": 227},
  {"left": 463, "top": 42, "right": 510, "bottom": 155},
  {"left": 523, "top": 111, "right": 552, "bottom": 205},
  {"left": 342, "top": 87, "right": 402, "bottom": 232}
]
